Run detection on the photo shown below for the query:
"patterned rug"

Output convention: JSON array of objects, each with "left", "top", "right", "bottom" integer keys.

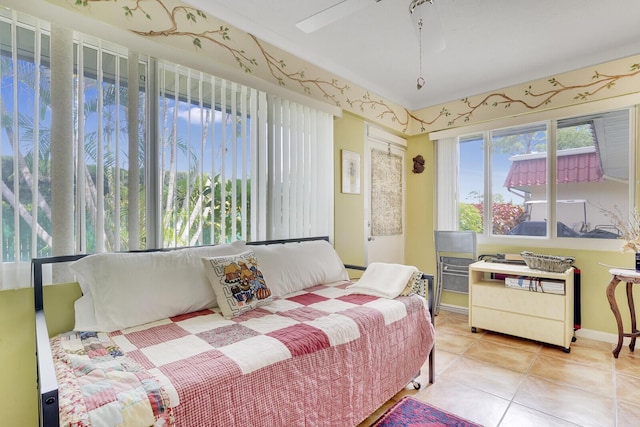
[{"left": 372, "top": 396, "right": 483, "bottom": 427}]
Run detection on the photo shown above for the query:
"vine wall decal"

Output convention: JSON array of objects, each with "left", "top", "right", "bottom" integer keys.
[
  {"left": 56, "top": 0, "right": 640, "bottom": 135},
  {"left": 346, "top": 92, "right": 450, "bottom": 133},
  {"left": 446, "top": 64, "right": 640, "bottom": 128},
  {"left": 249, "top": 35, "right": 349, "bottom": 107},
  {"left": 78, "top": 0, "right": 259, "bottom": 73}
]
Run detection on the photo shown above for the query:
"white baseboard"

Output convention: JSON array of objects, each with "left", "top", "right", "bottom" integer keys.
[
  {"left": 439, "top": 304, "right": 620, "bottom": 345},
  {"left": 438, "top": 304, "right": 468, "bottom": 316},
  {"left": 575, "top": 328, "right": 619, "bottom": 345}
]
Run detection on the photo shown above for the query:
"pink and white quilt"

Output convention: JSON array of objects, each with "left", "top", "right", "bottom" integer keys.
[{"left": 52, "top": 281, "right": 435, "bottom": 427}]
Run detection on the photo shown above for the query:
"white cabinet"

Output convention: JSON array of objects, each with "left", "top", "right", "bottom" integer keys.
[{"left": 468, "top": 261, "right": 574, "bottom": 352}]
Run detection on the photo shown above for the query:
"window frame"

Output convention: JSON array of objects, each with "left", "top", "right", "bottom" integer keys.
[{"left": 431, "top": 95, "right": 639, "bottom": 252}]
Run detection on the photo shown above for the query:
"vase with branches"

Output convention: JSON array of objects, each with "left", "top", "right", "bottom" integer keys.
[{"left": 604, "top": 206, "right": 640, "bottom": 271}]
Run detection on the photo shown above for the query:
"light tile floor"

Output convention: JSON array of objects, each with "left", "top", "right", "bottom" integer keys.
[{"left": 358, "top": 310, "right": 640, "bottom": 427}]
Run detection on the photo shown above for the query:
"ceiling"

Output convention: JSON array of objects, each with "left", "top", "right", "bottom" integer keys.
[{"left": 184, "top": 0, "right": 640, "bottom": 111}]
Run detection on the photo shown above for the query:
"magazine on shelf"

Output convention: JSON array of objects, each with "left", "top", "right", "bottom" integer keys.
[{"left": 504, "top": 276, "right": 565, "bottom": 295}]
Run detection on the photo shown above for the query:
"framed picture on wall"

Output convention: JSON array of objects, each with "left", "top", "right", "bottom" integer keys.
[{"left": 341, "top": 150, "right": 361, "bottom": 194}]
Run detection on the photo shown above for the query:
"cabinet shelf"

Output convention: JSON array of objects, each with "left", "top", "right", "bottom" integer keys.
[{"left": 469, "top": 261, "right": 574, "bottom": 352}]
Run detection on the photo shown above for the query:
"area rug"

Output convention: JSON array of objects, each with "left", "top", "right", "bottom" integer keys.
[{"left": 372, "top": 396, "right": 483, "bottom": 427}]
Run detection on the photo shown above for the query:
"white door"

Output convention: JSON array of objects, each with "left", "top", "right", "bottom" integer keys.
[{"left": 364, "top": 125, "right": 406, "bottom": 265}]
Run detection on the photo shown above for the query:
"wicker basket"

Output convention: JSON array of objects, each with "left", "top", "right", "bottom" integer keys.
[{"left": 520, "top": 251, "right": 575, "bottom": 273}]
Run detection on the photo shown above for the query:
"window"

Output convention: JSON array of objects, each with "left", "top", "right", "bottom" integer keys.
[
  {"left": 436, "top": 107, "right": 634, "bottom": 246},
  {"left": 555, "top": 111, "right": 630, "bottom": 239},
  {"left": 0, "top": 9, "right": 334, "bottom": 289},
  {"left": 491, "top": 123, "right": 548, "bottom": 237},
  {"left": 458, "top": 135, "right": 484, "bottom": 233},
  {"left": 74, "top": 36, "right": 146, "bottom": 253},
  {"left": 156, "top": 63, "right": 255, "bottom": 248}
]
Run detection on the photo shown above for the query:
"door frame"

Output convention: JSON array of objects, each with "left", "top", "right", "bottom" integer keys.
[{"left": 363, "top": 123, "right": 407, "bottom": 264}]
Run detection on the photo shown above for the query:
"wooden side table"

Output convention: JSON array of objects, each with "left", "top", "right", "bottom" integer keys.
[{"left": 606, "top": 268, "right": 640, "bottom": 358}]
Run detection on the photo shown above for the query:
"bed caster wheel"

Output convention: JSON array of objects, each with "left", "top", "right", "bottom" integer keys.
[
  {"left": 471, "top": 327, "right": 477, "bottom": 333},
  {"left": 572, "top": 336, "right": 577, "bottom": 342},
  {"left": 411, "top": 380, "right": 421, "bottom": 390},
  {"left": 562, "top": 347, "right": 571, "bottom": 353}
]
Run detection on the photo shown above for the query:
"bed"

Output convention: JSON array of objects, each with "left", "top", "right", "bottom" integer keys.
[{"left": 34, "top": 236, "right": 435, "bottom": 427}]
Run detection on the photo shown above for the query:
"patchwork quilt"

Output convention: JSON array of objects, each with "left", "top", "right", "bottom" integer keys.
[{"left": 52, "top": 281, "right": 435, "bottom": 427}]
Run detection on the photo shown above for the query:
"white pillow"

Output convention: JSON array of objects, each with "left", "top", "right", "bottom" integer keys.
[
  {"left": 70, "top": 241, "right": 247, "bottom": 332},
  {"left": 73, "top": 294, "right": 99, "bottom": 331},
  {"left": 201, "top": 250, "right": 273, "bottom": 319},
  {"left": 250, "top": 240, "right": 348, "bottom": 297}
]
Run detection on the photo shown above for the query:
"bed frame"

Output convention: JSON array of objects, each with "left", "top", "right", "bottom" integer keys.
[{"left": 34, "top": 236, "right": 435, "bottom": 427}]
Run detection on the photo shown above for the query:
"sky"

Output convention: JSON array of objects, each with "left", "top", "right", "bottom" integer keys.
[{"left": 458, "top": 136, "right": 522, "bottom": 205}]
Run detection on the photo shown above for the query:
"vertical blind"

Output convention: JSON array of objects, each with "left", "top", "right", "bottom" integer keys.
[
  {"left": 157, "top": 62, "right": 258, "bottom": 247},
  {"left": 264, "top": 96, "right": 334, "bottom": 240},
  {"left": 0, "top": 8, "right": 334, "bottom": 289},
  {"left": 435, "top": 137, "right": 459, "bottom": 231}
]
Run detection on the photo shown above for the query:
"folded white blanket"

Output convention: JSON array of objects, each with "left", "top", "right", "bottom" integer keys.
[{"left": 347, "top": 262, "right": 418, "bottom": 299}]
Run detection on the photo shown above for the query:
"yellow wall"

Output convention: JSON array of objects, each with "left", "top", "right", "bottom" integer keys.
[
  {"left": 404, "top": 134, "right": 436, "bottom": 276},
  {"left": 332, "top": 113, "right": 439, "bottom": 277},
  {"left": 333, "top": 113, "right": 366, "bottom": 273},
  {"left": 0, "top": 288, "right": 38, "bottom": 427},
  {"left": 0, "top": 283, "right": 81, "bottom": 426}
]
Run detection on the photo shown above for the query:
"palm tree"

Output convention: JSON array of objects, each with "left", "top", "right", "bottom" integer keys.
[{"left": 0, "top": 58, "right": 53, "bottom": 259}]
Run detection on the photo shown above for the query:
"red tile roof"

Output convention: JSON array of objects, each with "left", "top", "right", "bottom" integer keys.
[{"left": 504, "top": 150, "right": 603, "bottom": 188}]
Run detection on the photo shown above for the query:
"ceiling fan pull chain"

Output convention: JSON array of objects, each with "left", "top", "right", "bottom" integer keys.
[
  {"left": 417, "top": 15, "right": 425, "bottom": 90},
  {"left": 411, "top": 0, "right": 431, "bottom": 90}
]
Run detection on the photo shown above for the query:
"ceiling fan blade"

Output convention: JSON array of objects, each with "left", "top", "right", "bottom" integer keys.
[{"left": 296, "top": 0, "right": 381, "bottom": 33}]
